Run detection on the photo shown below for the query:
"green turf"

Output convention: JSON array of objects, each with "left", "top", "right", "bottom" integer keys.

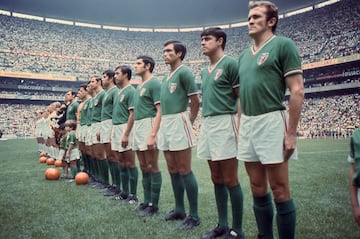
[{"left": 0, "top": 138, "right": 358, "bottom": 238}]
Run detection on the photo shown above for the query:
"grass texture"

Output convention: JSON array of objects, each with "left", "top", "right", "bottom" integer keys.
[{"left": 0, "top": 138, "right": 358, "bottom": 239}]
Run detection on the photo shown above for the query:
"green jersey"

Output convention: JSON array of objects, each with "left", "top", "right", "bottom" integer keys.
[
  {"left": 113, "top": 84, "right": 136, "bottom": 125},
  {"left": 133, "top": 77, "right": 161, "bottom": 120},
  {"left": 80, "top": 98, "right": 91, "bottom": 126},
  {"left": 101, "top": 86, "right": 118, "bottom": 121},
  {"left": 65, "top": 130, "right": 77, "bottom": 150},
  {"left": 238, "top": 36, "right": 302, "bottom": 116},
  {"left": 201, "top": 55, "right": 239, "bottom": 117},
  {"left": 160, "top": 65, "right": 198, "bottom": 115},
  {"left": 66, "top": 101, "right": 79, "bottom": 121},
  {"left": 59, "top": 132, "right": 67, "bottom": 150},
  {"left": 90, "top": 90, "right": 105, "bottom": 123}
]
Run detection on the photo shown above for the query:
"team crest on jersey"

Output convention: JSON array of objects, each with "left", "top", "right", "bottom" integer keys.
[
  {"left": 120, "top": 95, "right": 125, "bottom": 102},
  {"left": 169, "top": 83, "right": 177, "bottom": 93},
  {"left": 215, "top": 69, "right": 223, "bottom": 80},
  {"left": 140, "top": 88, "right": 146, "bottom": 96},
  {"left": 94, "top": 99, "right": 99, "bottom": 106},
  {"left": 257, "top": 53, "right": 269, "bottom": 65},
  {"left": 84, "top": 104, "right": 87, "bottom": 110}
]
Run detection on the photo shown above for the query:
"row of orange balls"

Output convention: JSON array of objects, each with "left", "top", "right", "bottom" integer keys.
[{"left": 39, "top": 152, "right": 89, "bottom": 184}]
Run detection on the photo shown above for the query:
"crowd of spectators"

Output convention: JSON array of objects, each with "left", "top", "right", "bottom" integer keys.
[
  {"left": 0, "top": 0, "right": 359, "bottom": 138},
  {"left": 1, "top": 93, "right": 359, "bottom": 138},
  {"left": 0, "top": 0, "right": 359, "bottom": 82}
]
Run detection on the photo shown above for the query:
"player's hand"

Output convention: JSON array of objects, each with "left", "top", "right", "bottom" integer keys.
[
  {"left": 283, "top": 134, "right": 296, "bottom": 161},
  {"left": 121, "top": 135, "right": 129, "bottom": 148},
  {"left": 147, "top": 135, "right": 156, "bottom": 150}
]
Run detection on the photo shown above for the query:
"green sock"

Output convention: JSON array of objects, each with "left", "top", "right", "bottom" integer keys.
[
  {"left": 182, "top": 171, "right": 199, "bottom": 219},
  {"left": 99, "top": 160, "right": 109, "bottom": 184},
  {"left": 70, "top": 166, "right": 77, "bottom": 179},
  {"left": 108, "top": 161, "right": 115, "bottom": 185},
  {"left": 142, "top": 172, "right": 151, "bottom": 204},
  {"left": 276, "top": 198, "right": 296, "bottom": 239},
  {"left": 254, "top": 193, "right": 274, "bottom": 239},
  {"left": 95, "top": 159, "right": 101, "bottom": 181},
  {"left": 228, "top": 184, "right": 244, "bottom": 236},
  {"left": 82, "top": 153, "right": 88, "bottom": 173},
  {"left": 150, "top": 172, "right": 162, "bottom": 208},
  {"left": 109, "top": 161, "right": 121, "bottom": 189},
  {"left": 128, "top": 167, "right": 138, "bottom": 195},
  {"left": 121, "top": 167, "right": 129, "bottom": 195},
  {"left": 214, "top": 184, "right": 228, "bottom": 228},
  {"left": 170, "top": 173, "right": 185, "bottom": 214}
]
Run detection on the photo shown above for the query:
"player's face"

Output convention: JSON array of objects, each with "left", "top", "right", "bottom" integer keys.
[
  {"left": 134, "top": 58, "right": 147, "bottom": 76},
  {"left": 201, "top": 35, "right": 221, "bottom": 56},
  {"left": 248, "top": 6, "right": 272, "bottom": 38},
  {"left": 64, "top": 91, "right": 73, "bottom": 102},
  {"left": 115, "top": 69, "right": 125, "bottom": 85},
  {"left": 88, "top": 78, "right": 99, "bottom": 90},
  {"left": 102, "top": 74, "right": 111, "bottom": 89},
  {"left": 163, "top": 44, "right": 180, "bottom": 65}
]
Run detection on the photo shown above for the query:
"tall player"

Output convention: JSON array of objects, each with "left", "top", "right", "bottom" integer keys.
[
  {"left": 198, "top": 28, "right": 245, "bottom": 239},
  {"left": 112, "top": 65, "right": 138, "bottom": 203},
  {"left": 159, "top": 40, "right": 200, "bottom": 229},
  {"left": 133, "top": 55, "right": 162, "bottom": 217},
  {"left": 88, "top": 77, "right": 106, "bottom": 187},
  {"left": 100, "top": 70, "right": 120, "bottom": 196},
  {"left": 237, "top": 2, "right": 304, "bottom": 239}
]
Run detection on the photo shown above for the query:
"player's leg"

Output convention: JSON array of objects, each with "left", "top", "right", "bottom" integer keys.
[
  {"left": 245, "top": 162, "right": 274, "bottom": 239},
  {"left": 266, "top": 161, "right": 295, "bottom": 239},
  {"left": 176, "top": 149, "right": 200, "bottom": 229},
  {"left": 163, "top": 150, "right": 186, "bottom": 220}
]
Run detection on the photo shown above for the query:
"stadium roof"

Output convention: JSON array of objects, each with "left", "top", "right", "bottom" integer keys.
[{"left": 0, "top": 0, "right": 327, "bottom": 28}]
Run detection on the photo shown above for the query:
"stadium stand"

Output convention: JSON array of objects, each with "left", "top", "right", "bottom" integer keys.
[{"left": 0, "top": 0, "right": 359, "bottom": 138}]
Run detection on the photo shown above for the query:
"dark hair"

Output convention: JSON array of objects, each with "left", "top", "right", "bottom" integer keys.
[
  {"left": 102, "top": 69, "right": 116, "bottom": 84},
  {"left": 249, "top": 1, "right": 278, "bottom": 32},
  {"left": 79, "top": 84, "right": 87, "bottom": 91},
  {"left": 137, "top": 55, "right": 155, "bottom": 73},
  {"left": 96, "top": 77, "right": 103, "bottom": 86},
  {"left": 164, "top": 40, "right": 187, "bottom": 60},
  {"left": 201, "top": 27, "right": 227, "bottom": 50},
  {"left": 115, "top": 65, "right": 132, "bottom": 80}
]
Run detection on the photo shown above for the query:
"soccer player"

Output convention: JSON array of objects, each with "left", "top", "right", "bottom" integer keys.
[
  {"left": 237, "top": 2, "right": 304, "bottom": 239},
  {"left": 112, "top": 65, "right": 138, "bottom": 203},
  {"left": 198, "top": 27, "right": 245, "bottom": 239},
  {"left": 87, "top": 76, "right": 107, "bottom": 188},
  {"left": 349, "top": 128, "right": 360, "bottom": 226},
  {"left": 159, "top": 40, "right": 200, "bottom": 229},
  {"left": 133, "top": 55, "right": 162, "bottom": 217},
  {"left": 76, "top": 84, "right": 91, "bottom": 174},
  {"left": 100, "top": 70, "right": 121, "bottom": 196},
  {"left": 65, "top": 90, "right": 79, "bottom": 121},
  {"left": 64, "top": 119, "right": 80, "bottom": 181}
]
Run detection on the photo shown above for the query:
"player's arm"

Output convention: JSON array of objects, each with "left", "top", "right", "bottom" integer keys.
[
  {"left": 147, "top": 103, "right": 161, "bottom": 148},
  {"left": 350, "top": 163, "right": 360, "bottom": 225},
  {"left": 284, "top": 73, "right": 304, "bottom": 161},
  {"left": 189, "top": 94, "right": 199, "bottom": 125},
  {"left": 122, "top": 109, "right": 134, "bottom": 148}
]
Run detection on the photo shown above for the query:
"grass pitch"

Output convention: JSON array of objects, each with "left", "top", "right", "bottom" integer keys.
[{"left": 0, "top": 138, "right": 358, "bottom": 239}]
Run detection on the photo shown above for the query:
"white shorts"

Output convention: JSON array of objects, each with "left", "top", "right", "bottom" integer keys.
[
  {"left": 76, "top": 123, "right": 80, "bottom": 139},
  {"left": 91, "top": 122, "right": 102, "bottom": 145},
  {"left": 101, "top": 119, "right": 113, "bottom": 144},
  {"left": 197, "top": 114, "right": 238, "bottom": 161},
  {"left": 158, "top": 112, "right": 196, "bottom": 151},
  {"left": 132, "top": 117, "right": 157, "bottom": 151},
  {"left": 65, "top": 148, "right": 80, "bottom": 163},
  {"left": 58, "top": 149, "right": 65, "bottom": 161},
  {"left": 111, "top": 123, "right": 133, "bottom": 152},
  {"left": 237, "top": 110, "right": 297, "bottom": 164},
  {"left": 85, "top": 125, "right": 92, "bottom": 146}
]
